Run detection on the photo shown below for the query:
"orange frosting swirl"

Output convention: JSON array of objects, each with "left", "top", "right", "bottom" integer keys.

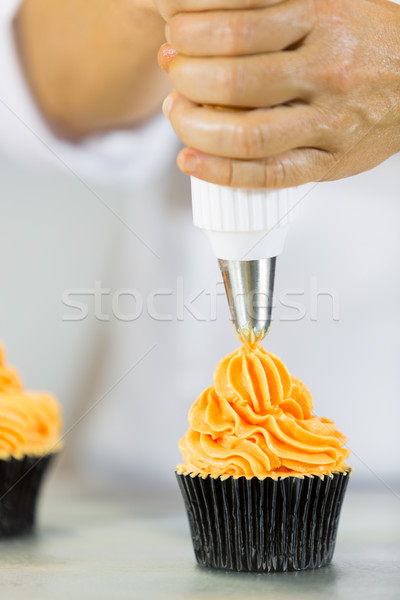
[
  {"left": 0, "top": 346, "right": 23, "bottom": 394},
  {"left": 0, "top": 346, "right": 62, "bottom": 459},
  {"left": 178, "top": 345, "right": 349, "bottom": 479}
]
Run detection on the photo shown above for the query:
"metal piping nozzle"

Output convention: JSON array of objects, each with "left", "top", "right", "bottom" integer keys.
[{"left": 218, "top": 257, "right": 276, "bottom": 344}]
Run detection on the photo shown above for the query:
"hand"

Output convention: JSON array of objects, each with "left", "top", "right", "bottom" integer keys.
[{"left": 159, "top": 0, "right": 400, "bottom": 188}]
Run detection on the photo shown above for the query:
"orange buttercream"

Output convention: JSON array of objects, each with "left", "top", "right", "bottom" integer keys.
[
  {"left": 178, "top": 344, "right": 349, "bottom": 479},
  {"left": 0, "top": 346, "right": 23, "bottom": 394},
  {"left": 0, "top": 346, "right": 62, "bottom": 459}
]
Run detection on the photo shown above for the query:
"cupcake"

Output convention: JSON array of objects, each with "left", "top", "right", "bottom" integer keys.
[
  {"left": 176, "top": 344, "right": 351, "bottom": 572},
  {"left": 0, "top": 345, "right": 62, "bottom": 537}
]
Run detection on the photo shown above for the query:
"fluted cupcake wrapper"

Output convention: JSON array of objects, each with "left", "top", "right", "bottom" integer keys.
[
  {"left": 176, "top": 469, "right": 351, "bottom": 572},
  {"left": 0, "top": 454, "right": 54, "bottom": 537}
]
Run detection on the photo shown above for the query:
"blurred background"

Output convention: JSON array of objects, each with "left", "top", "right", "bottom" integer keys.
[
  {"left": 1, "top": 0, "right": 399, "bottom": 506},
  {"left": 1, "top": 4, "right": 400, "bottom": 600},
  {"left": 1, "top": 146, "right": 399, "bottom": 501}
]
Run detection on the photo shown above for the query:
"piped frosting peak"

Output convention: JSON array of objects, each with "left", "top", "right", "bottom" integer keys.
[
  {"left": 0, "top": 346, "right": 62, "bottom": 459},
  {"left": 178, "top": 344, "right": 349, "bottom": 479}
]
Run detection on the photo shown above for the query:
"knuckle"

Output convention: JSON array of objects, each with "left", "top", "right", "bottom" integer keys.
[
  {"left": 326, "top": 56, "right": 356, "bottom": 94},
  {"left": 233, "top": 123, "right": 265, "bottom": 159},
  {"left": 264, "top": 161, "right": 287, "bottom": 189},
  {"left": 226, "top": 161, "right": 235, "bottom": 187},
  {"left": 314, "top": 104, "right": 360, "bottom": 147},
  {"left": 216, "top": 159, "right": 236, "bottom": 187},
  {"left": 306, "top": 104, "right": 336, "bottom": 145},
  {"left": 309, "top": 4, "right": 362, "bottom": 95},
  {"left": 220, "top": 14, "right": 252, "bottom": 55},
  {"left": 228, "top": 160, "right": 250, "bottom": 188},
  {"left": 218, "top": 62, "right": 244, "bottom": 104},
  {"left": 309, "top": 49, "right": 361, "bottom": 101}
]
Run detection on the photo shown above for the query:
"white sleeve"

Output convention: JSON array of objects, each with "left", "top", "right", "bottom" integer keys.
[{"left": 0, "top": 1, "right": 179, "bottom": 187}]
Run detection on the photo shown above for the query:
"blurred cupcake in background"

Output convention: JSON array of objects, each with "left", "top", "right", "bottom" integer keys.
[
  {"left": 177, "top": 344, "right": 351, "bottom": 572},
  {"left": 0, "top": 344, "right": 62, "bottom": 537}
]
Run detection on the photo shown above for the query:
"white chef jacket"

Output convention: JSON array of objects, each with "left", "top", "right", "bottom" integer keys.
[{"left": 1, "top": 0, "right": 400, "bottom": 490}]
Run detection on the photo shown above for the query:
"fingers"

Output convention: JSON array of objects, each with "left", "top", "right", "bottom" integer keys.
[
  {"left": 157, "top": 0, "right": 285, "bottom": 21},
  {"left": 164, "top": 93, "right": 329, "bottom": 159},
  {"left": 169, "top": 50, "right": 313, "bottom": 108},
  {"left": 164, "top": 92, "right": 337, "bottom": 188},
  {"left": 168, "top": 0, "right": 314, "bottom": 57},
  {"left": 176, "top": 147, "right": 334, "bottom": 189}
]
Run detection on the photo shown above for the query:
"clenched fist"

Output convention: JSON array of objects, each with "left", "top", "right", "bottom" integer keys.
[{"left": 158, "top": 0, "right": 400, "bottom": 188}]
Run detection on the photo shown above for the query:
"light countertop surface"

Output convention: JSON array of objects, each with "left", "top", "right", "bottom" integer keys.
[{"left": 0, "top": 484, "right": 399, "bottom": 600}]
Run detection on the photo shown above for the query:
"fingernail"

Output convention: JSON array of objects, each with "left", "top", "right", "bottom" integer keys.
[
  {"left": 157, "top": 43, "right": 178, "bottom": 73},
  {"left": 177, "top": 150, "right": 199, "bottom": 174},
  {"left": 162, "top": 94, "right": 175, "bottom": 119}
]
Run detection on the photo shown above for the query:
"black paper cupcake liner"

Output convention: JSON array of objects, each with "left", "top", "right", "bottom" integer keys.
[
  {"left": 0, "top": 454, "right": 54, "bottom": 537},
  {"left": 176, "top": 469, "right": 351, "bottom": 572}
]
